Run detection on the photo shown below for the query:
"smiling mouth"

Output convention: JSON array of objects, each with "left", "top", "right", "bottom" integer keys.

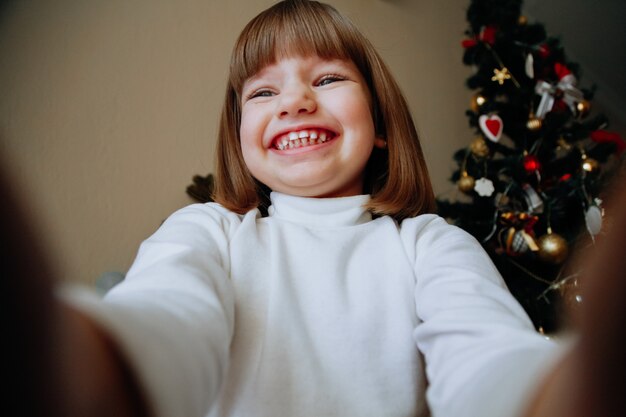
[{"left": 273, "top": 129, "right": 336, "bottom": 150}]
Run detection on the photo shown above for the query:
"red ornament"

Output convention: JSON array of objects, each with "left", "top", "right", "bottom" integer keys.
[
  {"left": 591, "top": 130, "right": 626, "bottom": 154},
  {"left": 538, "top": 44, "right": 550, "bottom": 58},
  {"left": 462, "top": 39, "right": 478, "bottom": 48},
  {"left": 480, "top": 26, "right": 497, "bottom": 45},
  {"left": 479, "top": 114, "right": 504, "bottom": 142},
  {"left": 559, "top": 173, "right": 572, "bottom": 182},
  {"left": 554, "top": 62, "right": 572, "bottom": 80},
  {"left": 462, "top": 25, "right": 497, "bottom": 48},
  {"left": 523, "top": 154, "right": 541, "bottom": 172}
]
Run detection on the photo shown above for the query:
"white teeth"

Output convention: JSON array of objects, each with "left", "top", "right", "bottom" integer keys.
[{"left": 275, "top": 129, "right": 332, "bottom": 149}]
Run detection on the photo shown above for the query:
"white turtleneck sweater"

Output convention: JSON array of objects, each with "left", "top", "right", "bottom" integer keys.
[{"left": 69, "top": 192, "right": 557, "bottom": 417}]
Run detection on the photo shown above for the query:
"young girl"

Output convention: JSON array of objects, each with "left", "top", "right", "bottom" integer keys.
[{"left": 7, "top": 1, "right": 622, "bottom": 417}]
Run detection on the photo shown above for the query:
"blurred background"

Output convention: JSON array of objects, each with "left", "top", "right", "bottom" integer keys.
[{"left": 1, "top": 0, "right": 624, "bottom": 285}]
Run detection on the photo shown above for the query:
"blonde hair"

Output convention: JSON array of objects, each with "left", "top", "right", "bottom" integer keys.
[{"left": 213, "top": 0, "right": 435, "bottom": 221}]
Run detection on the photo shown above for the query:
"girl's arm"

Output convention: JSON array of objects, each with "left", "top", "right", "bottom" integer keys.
[
  {"left": 1, "top": 164, "right": 149, "bottom": 417},
  {"left": 406, "top": 178, "right": 625, "bottom": 417},
  {"left": 524, "top": 177, "right": 626, "bottom": 417},
  {"left": 2, "top": 159, "right": 235, "bottom": 417},
  {"left": 54, "top": 302, "right": 151, "bottom": 417}
]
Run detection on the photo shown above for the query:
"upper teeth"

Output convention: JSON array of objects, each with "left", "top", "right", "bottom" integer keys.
[{"left": 275, "top": 129, "right": 330, "bottom": 150}]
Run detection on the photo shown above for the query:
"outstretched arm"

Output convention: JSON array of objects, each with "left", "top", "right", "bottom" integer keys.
[
  {"left": 1, "top": 163, "right": 149, "bottom": 417},
  {"left": 525, "top": 175, "right": 626, "bottom": 417}
]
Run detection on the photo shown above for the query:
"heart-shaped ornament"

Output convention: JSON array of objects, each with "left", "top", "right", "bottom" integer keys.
[{"left": 479, "top": 114, "right": 503, "bottom": 142}]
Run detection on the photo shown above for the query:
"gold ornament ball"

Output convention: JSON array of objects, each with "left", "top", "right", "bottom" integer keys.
[
  {"left": 470, "top": 93, "right": 487, "bottom": 113},
  {"left": 518, "top": 15, "right": 528, "bottom": 25},
  {"left": 470, "top": 137, "right": 490, "bottom": 158},
  {"left": 582, "top": 157, "right": 599, "bottom": 173},
  {"left": 457, "top": 174, "right": 476, "bottom": 194},
  {"left": 576, "top": 100, "right": 591, "bottom": 118},
  {"left": 537, "top": 233, "right": 569, "bottom": 264},
  {"left": 526, "top": 116, "right": 543, "bottom": 131}
]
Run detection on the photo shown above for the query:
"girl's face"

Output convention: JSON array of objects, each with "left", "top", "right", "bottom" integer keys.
[{"left": 239, "top": 54, "right": 380, "bottom": 198}]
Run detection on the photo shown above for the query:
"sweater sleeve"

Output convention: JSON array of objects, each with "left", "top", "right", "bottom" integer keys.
[
  {"left": 401, "top": 215, "right": 561, "bottom": 417},
  {"left": 63, "top": 203, "right": 239, "bottom": 417}
]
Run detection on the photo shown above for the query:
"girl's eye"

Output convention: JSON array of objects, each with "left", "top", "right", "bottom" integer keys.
[
  {"left": 247, "top": 89, "right": 274, "bottom": 100},
  {"left": 317, "top": 74, "right": 346, "bottom": 86}
]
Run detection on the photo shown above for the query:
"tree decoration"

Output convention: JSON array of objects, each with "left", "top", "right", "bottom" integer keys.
[
  {"left": 534, "top": 63, "right": 584, "bottom": 118},
  {"left": 457, "top": 172, "right": 476, "bottom": 193},
  {"left": 470, "top": 93, "right": 487, "bottom": 112},
  {"left": 491, "top": 67, "right": 512, "bottom": 85},
  {"left": 498, "top": 212, "right": 539, "bottom": 256},
  {"left": 526, "top": 114, "right": 543, "bottom": 131},
  {"left": 474, "top": 177, "right": 495, "bottom": 197},
  {"left": 469, "top": 136, "right": 491, "bottom": 158},
  {"left": 478, "top": 114, "right": 503, "bottom": 142},
  {"left": 524, "top": 53, "right": 534, "bottom": 79},
  {"left": 576, "top": 99, "right": 591, "bottom": 118},
  {"left": 584, "top": 204, "right": 603, "bottom": 236},
  {"left": 436, "top": 0, "right": 624, "bottom": 332},
  {"left": 591, "top": 130, "right": 626, "bottom": 154},
  {"left": 580, "top": 148, "right": 599, "bottom": 173},
  {"left": 523, "top": 154, "right": 541, "bottom": 173},
  {"left": 537, "top": 229, "right": 569, "bottom": 265}
]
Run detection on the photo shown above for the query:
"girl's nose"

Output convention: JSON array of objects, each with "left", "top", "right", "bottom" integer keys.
[{"left": 278, "top": 86, "right": 316, "bottom": 117}]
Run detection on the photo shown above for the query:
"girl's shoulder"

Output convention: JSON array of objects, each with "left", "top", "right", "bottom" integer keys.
[
  {"left": 155, "top": 202, "right": 261, "bottom": 239},
  {"left": 398, "top": 213, "right": 482, "bottom": 252},
  {"left": 171, "top": 201, "right": 257, "bottom": 222}
]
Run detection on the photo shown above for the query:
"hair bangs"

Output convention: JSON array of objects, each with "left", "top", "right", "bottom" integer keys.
[{"left": 229, "top": 0, "right": 366, "bottom": 95}]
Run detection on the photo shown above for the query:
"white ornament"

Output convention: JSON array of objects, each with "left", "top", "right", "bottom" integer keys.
[
  {"left": 474, "top": 177, "right": 495, "bottom": 197},
  {"left": 525, "top": 53, "right": 534, "bottom": 79},
  {"left": 585, "top": 205, "right": 603, "bottom": 236}
]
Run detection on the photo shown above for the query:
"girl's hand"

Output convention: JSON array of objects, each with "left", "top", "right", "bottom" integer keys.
[
  {"left": 0, "top": 162, "right": 150, "bottom": 417},
  {"left": 526, "top": 175, "right": 626, "bottom": 417}
]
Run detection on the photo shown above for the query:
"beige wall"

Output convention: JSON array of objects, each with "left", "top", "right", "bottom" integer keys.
[{"left": 0, "top": 0, "right": 472, "bottom": 284}]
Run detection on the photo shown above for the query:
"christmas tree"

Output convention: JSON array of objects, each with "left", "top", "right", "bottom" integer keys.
[{"left": 436, "top": 0, "right": 624, "bottom": 333}]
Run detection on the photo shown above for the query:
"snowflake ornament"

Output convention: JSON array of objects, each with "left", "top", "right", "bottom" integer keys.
[{"left": 474, "top": 177, "right": 495, "bottom": 197}]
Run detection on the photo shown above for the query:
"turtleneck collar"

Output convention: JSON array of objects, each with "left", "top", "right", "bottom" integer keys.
[{"left": 267, "top": 192, "right": 372, "bottom": 227}]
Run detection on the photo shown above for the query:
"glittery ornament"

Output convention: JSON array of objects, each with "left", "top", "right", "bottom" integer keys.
[
  {"left": 510, "top": 230, "right": 529, "bottom": 253},
  {"left": 503, "top": 227, "right": 538, "bottom": 255},
  {"left": 470, "top": 93, "right": 487, "bottom": 113},
  {"left": 457, "top": 173, "right": 476, "bottom": 193},
  {"left": 582, "top": 157, "right": 599, "bottom": 173},
  {"left": 576, "top": 99, "right": 591, "bottom": 118},
  {"left": 526, "top": 116, "right": 542, "bottom": 131},
  {"left": 537, "top": 232, "right": 569, "bottom": 264},
  {"left": 523, "top": 154, "right": 541, "bottom": 173},
  {"left": 491, "top": 67, "right": 512, "bottom": 85},
  {"left": 469, "top": 136, "right": 490, "bottom": 158}
]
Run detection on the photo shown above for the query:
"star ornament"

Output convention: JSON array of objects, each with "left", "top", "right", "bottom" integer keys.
[{"left": 491, "top": 67, "right": 512, "bottom": 85}]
